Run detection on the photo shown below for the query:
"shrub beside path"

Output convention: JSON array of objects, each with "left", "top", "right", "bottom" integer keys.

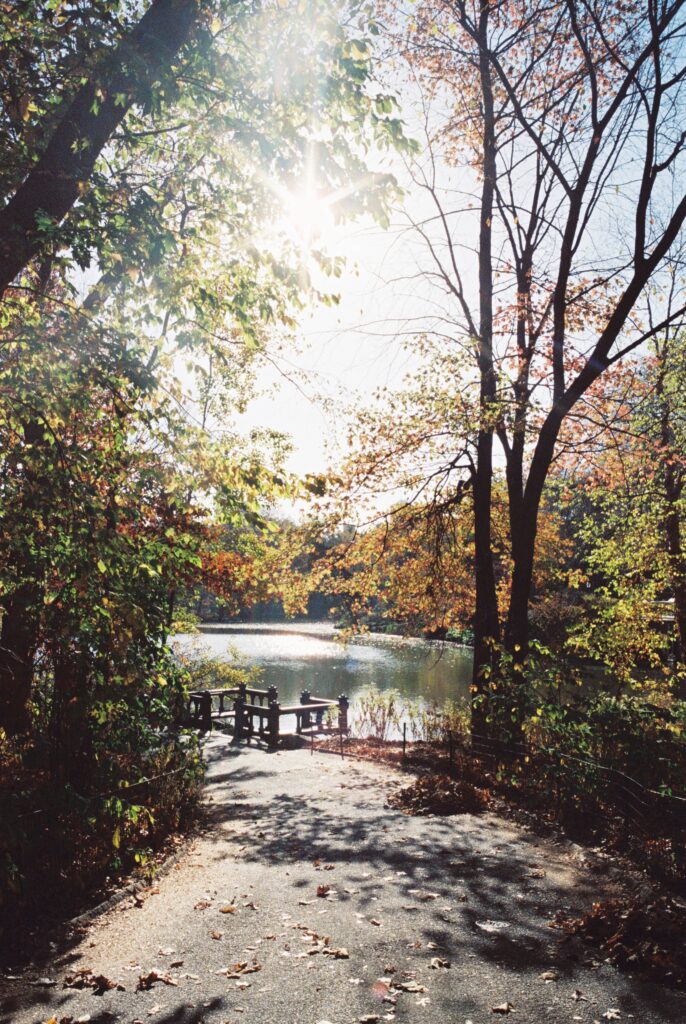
[{"left": 2, "top": 734, "right": 685, "bottom": 1024}]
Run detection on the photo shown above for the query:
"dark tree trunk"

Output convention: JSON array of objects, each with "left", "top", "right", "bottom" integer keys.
[
  {"left": 0, "top": 417, "right": 49, "bottom": 735},
  {"left": 505, "top": 417, "right": 562, "bottom": 661},
  {"left": 663, "top": 493, "right": 686, "bottom": 698},
  {"left": 472, "top": 453, "right": 501, "bottom": 730},
  {"left": 658, "top": 371, "right": 686, "bottom": 699},
  {"left": 0, "top": 583, "right": 41, "bottom": 735},
  {"left": 50, "top": 648, "right": 94, "bottom": 785},
  {"left": 470, "top": 0, "right": 501, "bottom": 734},
  {"left": 0, "top": 0, "right": 200, "bottom": 296}
]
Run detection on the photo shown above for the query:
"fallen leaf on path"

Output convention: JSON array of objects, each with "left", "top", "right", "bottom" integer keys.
[
  {"left": 408, "top": 889, "right": 438, "bottom": 901},
  {"left": 194, "top": 899, "right": 211, "bottom": 910},
  {"left": 159, "top": 947, "right": 175, "bottom": 956},
  {"left": 170, "top": 960, "right": 183, "bottom": 969},
  {"left": 316, "top": 885, "right": 330, "bottom": 898},
  {"left": 491, "top": 1002, "right": 515, "bottom": 1014},
  {"left": 370, "top": 918, "right": 382, "bottom": 926},
  {"left": 572, "top": 990, "right": 589, "bottom": 1002},
  {"left": 429, "top": 957, "right": 450, "bottom": 969},
  {"left": 397, "top": 980, "right": 427, "bottom": 993},
  {"left": 539, "top": 970, "right": 558, "bottom": 982},
  {"left": 476, "top": 920, "right": 510, "bottom": 933},
  {"left": 136, "top": 971, "right": 177, "bottom": 991},
  {"left": 63, "top": 969, "right": 123, "bottom": 995},
  {"left": 220, "top": 904, "right": 237, "bottom": 914},
  {"left": 147, "top": 1006, "right": 162, "bottom": 1018},
  {"left": 224, "top": 961, "right": 262, "bottom": 978},
  {"left": 210, "top": 931, "right": 223, "bottom": 940},
  {"left": 602, "top": 1013, "right": 621, "bottom": 1021}
]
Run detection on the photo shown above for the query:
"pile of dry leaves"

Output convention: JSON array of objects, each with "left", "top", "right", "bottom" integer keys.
[
  {"left": 556, "top": 895, "right": 686, "bottom": 988},
  {"left": 387, "top": 773, "right": 490, "bottom": 816}
]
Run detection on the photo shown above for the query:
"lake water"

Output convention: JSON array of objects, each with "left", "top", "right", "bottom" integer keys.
[{"left": 174, "top": 623, "right": 473, "bottom": 715}]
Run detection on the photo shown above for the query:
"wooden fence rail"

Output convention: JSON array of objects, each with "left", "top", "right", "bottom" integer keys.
[{"left": 187, "top": 682, "right": 349, "bottom": 748}]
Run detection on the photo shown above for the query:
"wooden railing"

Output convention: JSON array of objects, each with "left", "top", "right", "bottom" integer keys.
[{"left": 187, "top": 683, "right": 349, "bottom": 748}]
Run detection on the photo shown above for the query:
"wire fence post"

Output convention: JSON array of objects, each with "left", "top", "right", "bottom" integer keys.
[{"left": 402, "top": 721, "right": 407, "bottom": 762}]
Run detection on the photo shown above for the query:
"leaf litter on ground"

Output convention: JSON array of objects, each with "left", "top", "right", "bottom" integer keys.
[{"left": 388, "top": 774, "right": 489, "bottom": 816}]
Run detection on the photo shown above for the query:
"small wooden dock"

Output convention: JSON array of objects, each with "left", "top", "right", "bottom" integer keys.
[{"left": 187, "top": 682, "right": 349, "bottom": 748}]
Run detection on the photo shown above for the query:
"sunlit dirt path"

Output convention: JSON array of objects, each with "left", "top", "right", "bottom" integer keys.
[{"left": 3, "top": 734, "right": 685, "bottom": 1024}]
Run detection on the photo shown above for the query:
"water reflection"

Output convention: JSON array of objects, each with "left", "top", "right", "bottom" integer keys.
[{"left": 175, "top": 623, "right": 473, "bottom": 709}]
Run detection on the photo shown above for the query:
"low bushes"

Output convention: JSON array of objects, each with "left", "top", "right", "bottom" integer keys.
[
  {"left": 0, "top": 641, "right": 257, "bottom": 958},
  {"left": 347, "top": 684, "right": 686, "bottom": 884}
]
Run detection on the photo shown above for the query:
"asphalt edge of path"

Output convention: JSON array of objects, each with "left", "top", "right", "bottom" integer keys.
[
  {"left": 68, "top": 734, "right": 224, "bottom": 931},
  {"left": 68, "top": 835, "right": 195, "bottom": 931}
]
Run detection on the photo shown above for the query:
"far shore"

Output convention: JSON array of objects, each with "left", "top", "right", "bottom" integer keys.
[{"left": 194, "top": 621, "right": 473, "bottom": 650}]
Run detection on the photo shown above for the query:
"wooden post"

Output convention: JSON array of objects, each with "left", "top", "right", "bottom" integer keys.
[
  {"left": 403, "top": 721, "right": 407, "bottom": 762},
  {"left": 300, "top": 689, "right": 312, "bottom": 733},
  {"left": 338, "top": 694, "right": 349, "bottom": 736},
  {"left": 268, "top": 698, "right": 280, "bottom": 748},
  {"left": 200, "top": 690, "right": 212, "bottom": 734},
  {"left": 234, "top": 694, "right": 246, "bottom": 740}
]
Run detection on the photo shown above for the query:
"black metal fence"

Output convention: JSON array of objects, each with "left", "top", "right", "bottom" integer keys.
[{"left": 399, "top": 722, "right": 686, "bottom": 838}]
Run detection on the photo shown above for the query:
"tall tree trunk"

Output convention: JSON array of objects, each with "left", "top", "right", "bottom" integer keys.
[
  {"left": 0, "top": 0, "right": 201, "bottom": 296},
  {"left": 0, "top": 417, "right": 49, "bottom": 735},
  {"left": 0, "top": 583, "right": 41, "bottom": 735},
  {"left": 662, "top": 488, "right": 686, "bottom": 699},
  {"left": 505, "top": 417, "right": 562, "bottom": 659},
  {"left": 470, "top": 0, "right": 500, "bottom": 732},
  {"left": 657, "top": 360, "right": 686, "bottom": 700},
  {"left": 472, "top": 456, "right": 501, "bottom": 728},
  {"left": 50, "top": 647, "right": 93, "bottom": 785}
]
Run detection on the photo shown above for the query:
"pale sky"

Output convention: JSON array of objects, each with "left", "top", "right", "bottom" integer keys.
[
  {"left": 239, "top": 145, "right": 466, "bottom": 481},
  {"left": 240, "top": 217, "right": 417, "bottom": 476}
]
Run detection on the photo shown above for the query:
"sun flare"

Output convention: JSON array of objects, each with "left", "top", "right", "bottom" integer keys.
[{"left": 282, "top": 185, "right": 337, "bottom": 249}]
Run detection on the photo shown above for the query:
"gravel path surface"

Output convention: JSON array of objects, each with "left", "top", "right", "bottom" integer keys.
[{"left": 2, "top": 734, "right": 685, "bottom": 1024}]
